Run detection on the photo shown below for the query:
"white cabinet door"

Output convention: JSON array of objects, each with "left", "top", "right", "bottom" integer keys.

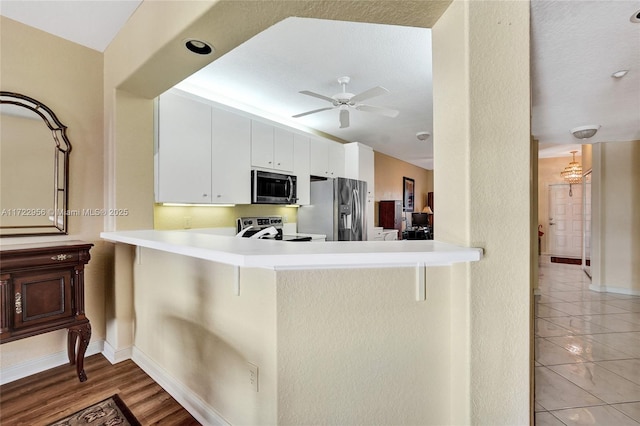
[
  {"left": 252, "top": 122, "right": 294, "bottom": 172},
  {"left": 293, "top": 133, "right": 310, "bottom": 205},
  {"left": 327, "top": 141, "right": 345, "bottom": 178},
  {"left": 273, "top": 127, "right": 294, "bottom": 171},
  {"left": 212, "top": 108, "right": 251, "bottom": 204},
  {"left": 309, "top": 137, "right": 328, "bottom": 177},
  {"left": 309, "top": 137, "right": 344, "bottom": 178},
  {"left": 157, "top": 91, "right": 212, "bottom": 203},
  {"left": 251, "top": 120, "right": 274, "bottom": 169}
]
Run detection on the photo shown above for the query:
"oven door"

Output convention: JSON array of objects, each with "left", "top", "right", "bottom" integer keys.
[{"left": 252, "top": 170, "right": 297, "bottom": 204}]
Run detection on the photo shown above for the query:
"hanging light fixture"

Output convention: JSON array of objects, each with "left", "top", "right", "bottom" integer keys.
[{"left": 560, "top": 150, "right": 582, "bottom": 196}]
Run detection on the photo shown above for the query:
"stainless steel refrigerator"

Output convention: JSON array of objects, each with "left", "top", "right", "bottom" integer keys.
[{"left": 297, "top": 177, "right": 367, "bottom": 241}]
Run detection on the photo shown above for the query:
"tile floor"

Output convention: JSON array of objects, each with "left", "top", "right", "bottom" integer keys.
[{"left": 535, "top": 262, "right": 640, "bottom": 425}]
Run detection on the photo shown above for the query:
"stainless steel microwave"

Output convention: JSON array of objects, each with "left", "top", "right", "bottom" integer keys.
[{"left": 251, "top": 170, "right": 298, "bottom": 204}]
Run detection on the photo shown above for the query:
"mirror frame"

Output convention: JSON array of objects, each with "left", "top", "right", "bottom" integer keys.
[{"left": 0, "top": 91, "right": 71, "bottom": 237}]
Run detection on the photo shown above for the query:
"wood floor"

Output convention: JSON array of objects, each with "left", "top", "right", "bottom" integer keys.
[{"left": 0, "top": 354, "right": 201, "bottom": 425}]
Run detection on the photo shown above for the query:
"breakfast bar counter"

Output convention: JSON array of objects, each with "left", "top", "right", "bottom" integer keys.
[
  {"left": 100, "top": 228, "right": 483, "bottom": 425},
  {"left": 100, "top": 229, "right": 482, "bottom": 270}
]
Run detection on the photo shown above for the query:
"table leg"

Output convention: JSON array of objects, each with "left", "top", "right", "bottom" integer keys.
[{"left": 67, "top": 322, "right": 91, "bottom": 382}]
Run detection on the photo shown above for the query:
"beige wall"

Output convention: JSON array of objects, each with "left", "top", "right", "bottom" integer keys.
[
  {"left": 582, "top": 143, "right": 593, "bottom": 172},
  {"left": 433, "top": 1, "right": 531, "bottom": 424},
  {"left": 591, "top": 141, "right": 640, "bottom": 294},
  {"left": 374, "top": 151, "right": 433, "bottom": 228},
  {"left": 0, "top": 17, "right": 107, "bottom": 369}
]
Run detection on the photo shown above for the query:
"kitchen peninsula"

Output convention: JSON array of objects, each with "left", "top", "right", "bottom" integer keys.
[
  {"left": 100, "top": 229, "right": 482, "bottom": 269},
  {"left": 101, "top": 229, "right": 482, "bottom": 425}
]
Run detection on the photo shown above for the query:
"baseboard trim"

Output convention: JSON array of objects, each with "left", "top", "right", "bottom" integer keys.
[
  {"left": 589, "top": 283, "right": 640, "bottom": 296},
  {"left": 0, "top": 340, "right": 104, "bottom": 385},
  {"left": 131, "top": 347, "right": 229, "bottom": 426},
  {"left": 101, "top": 341, "right": 133, "bottom": 364}
]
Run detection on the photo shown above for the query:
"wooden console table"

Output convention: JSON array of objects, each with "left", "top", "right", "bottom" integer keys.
[{"left": 0, "top": 241, "right": 93, "bottom": 382}]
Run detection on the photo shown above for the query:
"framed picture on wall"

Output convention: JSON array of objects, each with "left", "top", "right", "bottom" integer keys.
[{"left": 403, "top": 177, "right": 415, "bottom": 212}]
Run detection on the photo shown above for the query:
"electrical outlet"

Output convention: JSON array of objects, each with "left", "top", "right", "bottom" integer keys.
[
  {"left": 248, "top": 362, "right": 259, "bottom": 392},
  {"left": 184, "top": 216, "right": 192, "bottom": 229}
]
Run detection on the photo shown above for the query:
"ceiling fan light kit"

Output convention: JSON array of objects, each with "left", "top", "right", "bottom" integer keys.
[{"left": 292, "top": 76, "right": 399, "bottom": 128}]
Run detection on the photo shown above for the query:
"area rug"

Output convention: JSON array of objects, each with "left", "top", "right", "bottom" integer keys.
[{"left": 48, "top": 394, "right": 141, "bottom": 426}]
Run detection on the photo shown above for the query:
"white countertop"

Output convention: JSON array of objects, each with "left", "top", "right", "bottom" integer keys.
[{"left": 100, "top": 229, "right": 482, "bottom": 270}]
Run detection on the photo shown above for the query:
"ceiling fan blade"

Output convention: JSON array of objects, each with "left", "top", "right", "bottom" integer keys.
[
  {"left": 292, "top": 107, "right": 334, "bottom": 118},
  {"left": 355, "top": 104, "right": 399, "bottom": 118},
  {"left": 299, "top": 90, "right": 336, "bottom": 103},
  {"left": 339, "top": 109, "right": 350, "bottom": 128},
  {"left": 350, "top": 86, "right": 389, "bottom": 103}
]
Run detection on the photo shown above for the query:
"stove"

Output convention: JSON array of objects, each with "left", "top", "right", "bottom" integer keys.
[{"left": 236, "top": 216, "right": 312, "bottom": 241}]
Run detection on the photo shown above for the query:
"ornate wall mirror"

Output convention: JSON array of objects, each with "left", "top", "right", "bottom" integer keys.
[{"left": 0, "top": 92, "right": 71, "bottom": 236}]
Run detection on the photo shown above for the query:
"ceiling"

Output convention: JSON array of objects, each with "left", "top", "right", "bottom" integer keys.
[{"left": 2, "top": 1, "right": 638, "bottom": 168}]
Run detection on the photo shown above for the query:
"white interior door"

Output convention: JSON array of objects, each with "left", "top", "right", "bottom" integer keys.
[{"left": 548, "top": 183, "right": 583, "bottom": 257}]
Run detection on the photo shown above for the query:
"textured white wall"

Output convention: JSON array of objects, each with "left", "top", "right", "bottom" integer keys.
[
  {"left": 433, "top": 1, "right": 531, "bottom": 424},
  {"left": 276, "top": 266, "right": 454, "bottom": 425}
]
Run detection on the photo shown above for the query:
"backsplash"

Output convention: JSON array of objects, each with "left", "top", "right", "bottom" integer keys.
[{"left": 153, "top": 204, "right": 299, "bottom": 230}]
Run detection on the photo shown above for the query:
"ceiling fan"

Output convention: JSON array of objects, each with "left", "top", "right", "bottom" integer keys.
[{"left": 292, "top": 76, "right": 399, "bottom": 129}]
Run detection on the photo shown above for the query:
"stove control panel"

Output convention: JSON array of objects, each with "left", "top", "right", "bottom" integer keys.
[{"left": 237, "top": 216, "right": 284, "bottom": 232}]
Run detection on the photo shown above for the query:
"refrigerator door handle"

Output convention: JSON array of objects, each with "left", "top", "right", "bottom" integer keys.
[{"left": 352, "top": 188, "right": 361, "bottom": 236}]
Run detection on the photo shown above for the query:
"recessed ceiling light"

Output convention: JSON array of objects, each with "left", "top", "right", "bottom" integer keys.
[
  {"left": 631, "top": 9, "right": 640, "bottom": 23},
  {"left": 612, "top": 70, "right": 629, "bottom": 78},
  {"left": 184, "top": 39, "right": 214, "bottom": 55}
]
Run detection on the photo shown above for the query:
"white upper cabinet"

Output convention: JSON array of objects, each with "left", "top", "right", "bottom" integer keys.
[
  {"left": 157, "top": 91, "right": 212, "bottom": 203},
  {"left": 157, "top": 89, "right": 367, "bottom": 206},
  {"left": 251, "top": 121, "right": 294, "bottom": 172},
  {"left": 211, "top": 107, "right": 251, "bottom": 204},
  {"left": 156, "top": 90, "right": 250, "bottom": 204},
  {"left": 309, "top": 137, "right": 344, "bottom": 178}
]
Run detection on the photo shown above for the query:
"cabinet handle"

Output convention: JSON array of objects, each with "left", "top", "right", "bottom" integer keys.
[
  {"left": 15, "top": 292, "right": 22, "bottom": 314},
  {"left": 51, "top": 254, "right": 72, "bottom": 261},
  {"left": 203, "top": 194, "right": 208, "bottom": 197}
]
